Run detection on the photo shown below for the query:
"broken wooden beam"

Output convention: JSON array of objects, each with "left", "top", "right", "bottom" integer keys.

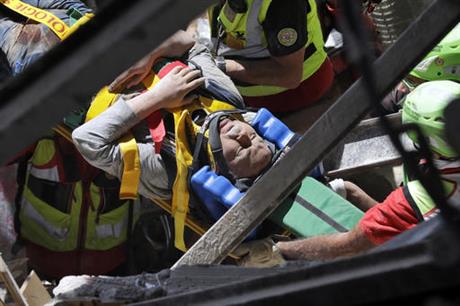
[
  {"left": 20, "top": 271, "right": 51, "bottom": 306},
  {"left": 0, "top": 255, "right": 28, "bottom": 306}
]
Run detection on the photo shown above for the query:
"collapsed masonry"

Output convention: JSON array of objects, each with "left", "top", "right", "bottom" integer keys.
[{"left": 1, "top": 0, "right": 460, "bottom": 305}]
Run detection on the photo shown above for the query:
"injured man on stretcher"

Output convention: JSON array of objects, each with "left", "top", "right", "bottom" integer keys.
[
  {"left": 73, "top": 43, "right": 275, "bottom": 206},
  {"left": 73, "top": 43, "right": 364, "bottom": 266}
]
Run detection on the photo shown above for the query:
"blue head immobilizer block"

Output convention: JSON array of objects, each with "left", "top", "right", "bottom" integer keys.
[
  {"left": 191, "top": 166, "right": 244, "bottom": 221},
  {"left": 251, "top": 108, "right": 296, "bottom": 149},
  {"left": 190, "top": 108, "right": 322, "bottom": 240}
]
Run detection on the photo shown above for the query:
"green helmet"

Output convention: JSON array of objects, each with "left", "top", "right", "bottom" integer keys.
[
  {"left": 402, "top": 80, "right": 460, "bottom": 158},
  {"left": 410, "top": 23, "right": 460, "bottom": 82}
]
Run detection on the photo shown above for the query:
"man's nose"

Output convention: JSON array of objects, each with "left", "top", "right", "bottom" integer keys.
[{"left": 237, "top": 133, "right": 251, "bottom": 148}]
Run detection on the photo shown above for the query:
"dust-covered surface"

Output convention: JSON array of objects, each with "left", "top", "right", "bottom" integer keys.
[
  {"left": 165, "top": 264, "right": 291, "bottom": 295},
  {"left": 52, "top": 271, "right": 169, "bottom": 304},
  {"left": 51, "top": 262, "right": 316, "bottom": 304}
]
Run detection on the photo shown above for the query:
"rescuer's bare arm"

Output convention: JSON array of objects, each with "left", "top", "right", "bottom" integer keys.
[
  {"left": 276, "top": 226, "right": 375, "bottom": 260},
  {"left": 224, "top": 48, "right": 305, "bottom": 89}
]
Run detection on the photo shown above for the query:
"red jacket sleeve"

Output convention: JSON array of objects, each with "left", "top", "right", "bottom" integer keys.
[{"left": 358, "top": 187, "right": 419, "bottom": 245}]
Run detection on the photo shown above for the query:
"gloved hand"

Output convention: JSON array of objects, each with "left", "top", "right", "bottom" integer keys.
[
  {"left": 328, "top": 178, "right": 347, "bottom": 198},
  {"left": 233, "top": 236, "right": 287, "bottom": 268}
]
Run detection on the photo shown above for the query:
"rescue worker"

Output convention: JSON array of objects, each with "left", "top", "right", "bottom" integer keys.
[
  {"left": 205, "top": 0, "right": 334, "bottom": 114},
  {"left": 316, "top": 0, "right": 382, "bottom": 42},
  {"left": 110, "top": 0, "right": 332, "bottom": 115},
  {"left": 270, "top": 80, "right": 460, "bottom": 260},
  {"left": 381, "top": 22, "right": 460, "bottom": 114},
  {"left": 0, "top": 0, "right": 142, "bottom": 279},
  {"left": 17, "top": 134, "right": 137, "bottom": 279}
]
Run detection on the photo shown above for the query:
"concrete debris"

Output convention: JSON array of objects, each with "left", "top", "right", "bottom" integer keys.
[{"left": 52, "top": 271, "right": 169, "bottom": 303}]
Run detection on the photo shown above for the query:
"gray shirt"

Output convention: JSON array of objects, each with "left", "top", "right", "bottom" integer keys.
[
  {"left": 72, "top": 99, "right": 172, "bottom": 200},
  {"left": 72, "top": 42, "right": 244, "bottom": 201}
]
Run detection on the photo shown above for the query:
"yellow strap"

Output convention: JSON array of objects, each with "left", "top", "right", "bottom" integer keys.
[
  {"left": 142, "top": 72, "right": 160, "bottom": 89},
  {"left": 85, "top": 86, "right": 118, "bottom": 122},
  {"left": 169, "top": 96, "right": 237, "bottom": 251},
  {"left": 85, "top": 86, "right": 141, "bottom": 199},
  {"left": 119, "top": 135, "right": 140, "bottom": 200},
  {"left": 53, "top": 124, "right": 72, "bottom": 143},
  {"left": 0, "top": 0, "right": 69, "bottom": 40},
  {"left": 84, "top": 74, "right": 159, "bottom": 201},
  {"left": 171, "top": 109, "right": 195, "bottom": 251},
  {"left": 62, "top": 12, "right": 94, "bottom": 40},
  {"left": 154, "top": 198, "right": 206, "bottom": 236},
  {"left": 143, "top": 72, "right": 190, "bottom": 250},
  {"left": 152, "top": 197, "right": 239, "bottom": 259}
]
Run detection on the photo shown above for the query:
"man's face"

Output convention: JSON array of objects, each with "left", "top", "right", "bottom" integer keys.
[{"left": 219, "top": 118, "right": 272, "bottom": 178}]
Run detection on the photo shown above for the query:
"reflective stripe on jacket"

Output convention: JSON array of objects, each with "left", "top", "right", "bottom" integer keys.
[
  {"left": 209, "top": 0, "right": 327, "bottom": 97},
  {"left": 19, "top": 136, "right": 134, "bottom": 253}
]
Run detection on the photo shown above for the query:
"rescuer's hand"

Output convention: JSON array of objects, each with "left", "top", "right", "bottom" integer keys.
[
  {"left": 109, "top": 30, "right": 195, "bottom": 93},
  {"left": 234, "top": 237, "right": 286, "bottom": 268},
  {"left": 109, "top": 53, "right": 156, "bottom": 93},
  {"left": 152, "top": 66, "right": 205, "bottom": 109}
]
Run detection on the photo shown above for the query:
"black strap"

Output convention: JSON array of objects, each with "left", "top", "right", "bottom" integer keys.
[
  {"left": 208, "top": 115, "right": 233, "bottom": 179},
  {"left": 403, "top": 185, "right": 424, "bottom": 223},
  {"left": 187, "top": 170, "right": 215, "bottom": 227},
  {"left": 196, "top": 110, "right": 246, "bottom": 179},
  {"left": 306, "top": 0, "right": 312, "bottom": 14},
  {"left": 304, "top": 43, "right": 317, "bottom": 60},
  {"left": 210, "top": 4, "right": 224, "bottom": 40},
  {"left": 160, "top": 116, "right": 179, "bottom": 188},
  {"left": 191, "top": 131, "right": 207, "bottom": 173},
  {"left": 27, "top": 174, "right": 73, "bottom": 213}
]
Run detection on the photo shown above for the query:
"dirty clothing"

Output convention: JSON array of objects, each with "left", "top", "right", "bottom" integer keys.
[
  {"left": 0, "top": 0, "right": 92, "bottom": 77},
  {"left": 73, "top": 99, "right": 172, "bottom": 201},
  {"left": 20, "top": 134, "right": 132, "bottom": 279},
  {"left": 72, "top": 44, "right": 243, "bottom": 202}
]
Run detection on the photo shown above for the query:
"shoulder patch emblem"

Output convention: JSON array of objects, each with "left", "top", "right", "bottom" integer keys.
[{"left": 277, "top": 28, "right": 298, "bottom": 47}]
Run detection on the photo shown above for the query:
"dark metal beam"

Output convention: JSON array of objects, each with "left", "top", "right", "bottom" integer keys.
[
  {"left": 173, "top": 0, "right": 460, "bottom": 267},
  {"left": 0, "top": 0, "right": 214, "bottom": 164},
  {"left": 134, "top": 218, "right": 460, "bottom": 306}
]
